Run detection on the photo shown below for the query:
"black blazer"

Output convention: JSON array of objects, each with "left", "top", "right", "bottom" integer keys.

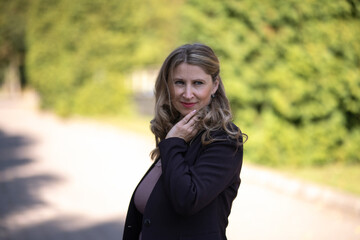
[{"left": 123, "top": 125, "right": 243, "bottom": 240}]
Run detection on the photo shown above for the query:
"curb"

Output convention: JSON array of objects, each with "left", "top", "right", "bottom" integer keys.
[{"left": 243, "top": 164, "right": 360, "bottom": 218}]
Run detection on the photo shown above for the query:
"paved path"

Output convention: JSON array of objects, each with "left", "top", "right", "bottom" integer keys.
[{"left": 0, "top": 95, "right": 359, "bottom": 240}]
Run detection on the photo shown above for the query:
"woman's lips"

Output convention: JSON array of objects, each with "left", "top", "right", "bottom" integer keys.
[{"left": 181, "top": 102, "right": 196, "bottom": 108}]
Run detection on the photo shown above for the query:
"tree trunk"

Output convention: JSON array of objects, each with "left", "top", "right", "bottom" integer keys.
[{"left": 3, "top": 55, "right": 21, "bottom": 98}]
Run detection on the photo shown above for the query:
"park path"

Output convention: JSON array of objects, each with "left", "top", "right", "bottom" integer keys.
[{"left": 0, "top": 93, "right": 359, "bottom": 240}]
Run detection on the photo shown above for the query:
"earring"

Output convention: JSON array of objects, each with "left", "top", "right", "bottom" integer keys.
[{"left": 211, "top": 94, "right": 215, "bottom": 98}]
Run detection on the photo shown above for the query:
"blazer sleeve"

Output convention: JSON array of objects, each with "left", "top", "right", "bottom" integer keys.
[{"left": 158, "top": 130, "right": 243, "bottom": 216}]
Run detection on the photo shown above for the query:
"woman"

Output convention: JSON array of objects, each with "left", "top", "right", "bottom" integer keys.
[{"left": 123, "top": 43, "right": 247, "bottom": 240}]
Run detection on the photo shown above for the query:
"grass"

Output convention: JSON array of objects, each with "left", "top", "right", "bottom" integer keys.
[
  {"left": 94, "top": 113, "right": 154, "bottom": 139},
  {"left": 277, "top": 164, "right": 360, "bottom": 197}
]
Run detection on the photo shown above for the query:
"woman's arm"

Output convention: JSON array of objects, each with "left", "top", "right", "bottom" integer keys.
[{"left": 159, "top": 131, "right": 243, "bottom": 216}]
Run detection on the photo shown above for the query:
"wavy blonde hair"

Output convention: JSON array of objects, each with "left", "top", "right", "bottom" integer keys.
[{"left": 150, "top": 43, "right": 247, "bottom": 160}]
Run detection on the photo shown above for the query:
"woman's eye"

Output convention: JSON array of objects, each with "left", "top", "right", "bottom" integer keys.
[
  {"left": 194, "top": 81, "right": 203, "bottom": 85},
  {"left": 174, "top": 80, "right": 184, "bottom": 85}
]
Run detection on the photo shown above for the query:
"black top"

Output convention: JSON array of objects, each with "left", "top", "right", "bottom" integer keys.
[{"left": 123, "top": 124, "right": 243, "bottom": 240}]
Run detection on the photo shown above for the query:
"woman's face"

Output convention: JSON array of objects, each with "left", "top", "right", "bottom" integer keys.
[{"left": 169, "top": 63, "right": 219, "bottom": 116}]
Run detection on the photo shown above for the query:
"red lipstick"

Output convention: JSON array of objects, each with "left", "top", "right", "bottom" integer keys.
[{"left": 181, "top": 102, "right": 196, "bottom": 108}]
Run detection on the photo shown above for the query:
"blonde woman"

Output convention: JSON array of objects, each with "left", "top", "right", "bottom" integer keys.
[{"left": 123, "top": 43, "right": 247, "bottom": 240}]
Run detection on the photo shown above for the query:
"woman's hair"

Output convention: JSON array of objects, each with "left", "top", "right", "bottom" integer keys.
[{"left": 150, "top": 43, "right": 247, "bottom": 160}]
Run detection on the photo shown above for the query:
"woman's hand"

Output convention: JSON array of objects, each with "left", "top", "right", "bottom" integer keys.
[{"left": 166, "top": 110, "right": 200, "bottom": 142}]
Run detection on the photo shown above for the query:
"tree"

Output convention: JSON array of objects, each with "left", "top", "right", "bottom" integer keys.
[
  {"left": 26, "top": 0, "right": 181, "bottom": 115},
  {"left": 0, "top": 0, "right": 28, "bottom": 97},
  {"left": 180, "top": 0, "right": 360, "bottom": 165}
]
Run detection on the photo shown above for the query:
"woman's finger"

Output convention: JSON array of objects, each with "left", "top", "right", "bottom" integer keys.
[
  {"left": 182, "top": 110, "right": 197, "bottom": 124},
  {"left": 185, "top": 114, "right": 200, "bottom": 128},
  {"left": 189, "top": 125, "right": 199, "bottom": 139},
  {"left": 185, "top": 116, "right": 198, "bottom": 128}
]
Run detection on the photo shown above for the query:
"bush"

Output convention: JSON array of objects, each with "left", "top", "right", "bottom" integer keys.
[
  {"left": 180, "top": 0, "right": 360, "bottom": 166},
  {"left": 26, "top": 0, "right": 179, "bottom": 116}
]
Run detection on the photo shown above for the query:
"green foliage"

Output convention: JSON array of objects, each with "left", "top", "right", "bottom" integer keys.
[
  {"left": 26, "top": 0, "right": 180, "bottom": 115},
  {"left": 72, "top": 75, "right": 131, "bottom": 116},
  {"left": 180, "top": 0, "right": 360, "bottom": 166},
  {"left": 0, "top": 0, "right": 28, "bottom": 86},
  {"left": 7, "top": 0, "right": 360, "bottom": 167},
  {"left": 0, "top": 0, "right": 27, "bottom": 61}
]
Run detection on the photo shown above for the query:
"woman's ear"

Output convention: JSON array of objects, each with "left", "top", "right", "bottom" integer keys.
[{"left": 212, "top": 79, "right": 219, "bottom": 95}]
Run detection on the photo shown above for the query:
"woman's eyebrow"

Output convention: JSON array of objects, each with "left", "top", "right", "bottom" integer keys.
[{"left": 173, "top": 77, "right": 206, "bottom": 81}]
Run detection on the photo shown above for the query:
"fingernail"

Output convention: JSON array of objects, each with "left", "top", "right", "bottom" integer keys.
[{"left": 192, "top": 110, "right": 197, "bottom": 113}]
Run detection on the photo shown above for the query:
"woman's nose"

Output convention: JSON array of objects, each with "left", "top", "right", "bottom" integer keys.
[{"left": 183, "top": 85, "right": 193, "bottom": 99}]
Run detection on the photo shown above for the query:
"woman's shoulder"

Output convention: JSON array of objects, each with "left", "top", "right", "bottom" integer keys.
[
  {"left": 209, "top": 122, "right": 242, "bottom": 142},
  {"left": 199, "top": 123, "right": 244, "bottom": 155},
  {"left": 211, "top": 122, "right": 239, "bottom": 135}
]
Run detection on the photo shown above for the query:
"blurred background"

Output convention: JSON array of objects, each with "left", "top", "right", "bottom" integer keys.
[{"left": 0, "top": 0, "right": 360, "bottom": 239}]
